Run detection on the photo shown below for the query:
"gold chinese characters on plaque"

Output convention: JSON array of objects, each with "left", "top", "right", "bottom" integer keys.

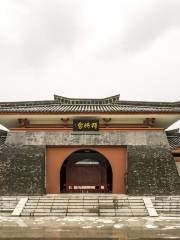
[{"left": 73, "top": 119, "right": 99, "bottom": 131}]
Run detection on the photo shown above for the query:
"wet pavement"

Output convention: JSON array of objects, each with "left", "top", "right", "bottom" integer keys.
[{"left": 0, "top": 216, "right": 180, "bottom": 239}]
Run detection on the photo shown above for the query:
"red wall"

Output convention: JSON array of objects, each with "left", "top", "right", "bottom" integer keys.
[{"left": 46, "top": 146, "right": 127, "bottom": 194}]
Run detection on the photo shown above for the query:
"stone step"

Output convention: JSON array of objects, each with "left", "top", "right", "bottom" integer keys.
[
  {"left": 154, "top": 200, "right": 180, "bottom": 203},
  {"left": 160, "top": 213, "right": 180, "bottom": 217},
  {"left": 0, "top": 197, "right": 20, "bottom": 213},
  {"left": 21, "top": 195, "right": 149, "bottom": 217},
  {"left": 154, "top": 203, "right": 180, "bottom": 205},
  {"left": 5, "top": 195, "right": 180, "bottom": 217},
  {"left": 153, "top": 197, "right": 180, "bottom": 216},
  {"left": 157, "top": 209, "right": 180, "bottom": 212},
  {"left": 155, "top": 206, "right": 180, "bottom": 209}
]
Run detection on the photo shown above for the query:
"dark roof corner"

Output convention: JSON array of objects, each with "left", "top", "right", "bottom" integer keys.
[
  {"left": 173, "top": 101, "right": 180, "bottom": 106},
  {"left": 104, "top": 94, "right": 120, "bottom": 103},
  {"left": 54, "top": 94, "right": 65, "bottom": 101}
]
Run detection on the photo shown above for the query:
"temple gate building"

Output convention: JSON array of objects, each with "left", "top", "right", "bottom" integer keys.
[{"left": 0, "top": 94, "right": 180, "bottom": 195}]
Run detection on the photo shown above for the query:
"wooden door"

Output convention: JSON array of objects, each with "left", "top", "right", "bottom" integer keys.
[{"left": 66, "top": 164, "right": 107, "bottom": 193}]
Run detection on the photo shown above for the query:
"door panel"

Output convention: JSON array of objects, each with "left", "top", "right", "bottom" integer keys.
[{"left": 66, "top": 165, "right": 106, "bottom": 192}]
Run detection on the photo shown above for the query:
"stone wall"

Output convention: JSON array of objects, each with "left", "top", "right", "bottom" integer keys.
[
  {"left": 0, "top": 144, "right": 45, "bottom": 195},
  {"left": 0, "top": 130, "right": 180, "bottom": 195},
  {"left": 6, "top": 131, "right": 169, "bottom": 147},
  {"left": 127, "top": 146, "right": 180, "bottom": 195}
]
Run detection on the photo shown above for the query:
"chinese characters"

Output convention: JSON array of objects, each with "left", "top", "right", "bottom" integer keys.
[{"left": 73, "top": 120, "right": 99, "bottom": 131}]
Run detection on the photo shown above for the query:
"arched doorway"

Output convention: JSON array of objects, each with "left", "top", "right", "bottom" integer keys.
[
  {"left": 60, "top": 149, "right": 112, "bottom": 193},
  {"left": 46, "top": 147, "right": 126, "bottom": 194}
]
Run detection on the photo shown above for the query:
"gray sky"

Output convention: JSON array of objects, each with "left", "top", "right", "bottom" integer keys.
[{"left": 0, "top": 0, "right": 180, "bottom": 102}]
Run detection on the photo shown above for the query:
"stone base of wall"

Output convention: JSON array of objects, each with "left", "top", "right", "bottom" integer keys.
[
  {"left": 127, "top": 146, "right": 180, "bottom": 195},
  {"left": 0, "top": 145, "right": 45, "bottom": 195}
]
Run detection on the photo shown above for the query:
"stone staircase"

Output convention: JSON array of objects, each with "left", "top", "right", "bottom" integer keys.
[
  {"left": 153, "top": 196, "right": 180, "bottom": 216},
  {"left": 2, "top": 195, "right": 180, "bottom": 217},
  {"left": 20, "top": 195, "right": 149, "bottom": 217},
  {"left": 0, "top": 196, "right": 20, "bottom": 215}
]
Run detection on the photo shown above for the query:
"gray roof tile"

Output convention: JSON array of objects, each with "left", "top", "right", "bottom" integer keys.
[
  {"left": 0, "top": 95, "right": 180, "bottom": 113},
  {"left": 167, "top": 135, "right": 180, "bottom": 149}
]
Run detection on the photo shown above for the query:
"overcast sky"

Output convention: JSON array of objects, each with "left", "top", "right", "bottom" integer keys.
[{"left": 0, "top": 0, "right": 180, "bottom": 102}]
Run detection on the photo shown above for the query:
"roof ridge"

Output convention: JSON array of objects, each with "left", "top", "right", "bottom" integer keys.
[
  {"left": 0, "top": 100, "right": 55, "bottom": 107},
  {"left": 54, "top": 94, "right": 120, "bottom": 104},
  {"left": 117, "top": 100, "right": 180, "bottom": 107}
]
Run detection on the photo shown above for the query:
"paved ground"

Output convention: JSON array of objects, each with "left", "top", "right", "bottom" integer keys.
[{"left": 0, "top": 216, "right": 180, "bottom": 239}]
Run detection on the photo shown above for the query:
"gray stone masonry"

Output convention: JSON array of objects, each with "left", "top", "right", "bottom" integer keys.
[
  {"left": 0, "top": 145, "right": 45, "bottom": 195},
  {"left": 0, "top": 130, "right": 180, "bottom": 195},
  {"left": 5, "top": 131, "right": 170, "bottom": 146},
  {"left": 127, "top": 146, "right": 180, "bottom": 195}
]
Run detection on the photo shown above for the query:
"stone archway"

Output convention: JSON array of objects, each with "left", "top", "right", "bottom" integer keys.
[
  {"left": 60, "top": 149, "right": 112, "bottom": 193},
  {"left": 46, "top": 147, "right": 127, "bottom": 194}
]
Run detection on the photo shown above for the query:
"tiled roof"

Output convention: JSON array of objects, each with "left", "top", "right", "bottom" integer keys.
[
  {"left": 167, "top": 135, "right": 180, "bottom": 150},
  {"left": 0, "top": 95, "right": 180, "bottom": 114},
  {"left": 0, "top": 132, "right": 7, "bottom": 149}
]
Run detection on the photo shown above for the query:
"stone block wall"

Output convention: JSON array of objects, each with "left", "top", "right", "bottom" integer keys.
[
  {"left": 0, "top": 144, "right": 45, "bottom": 195},
  {"left": 6, "top": 131, "right": 170, "bottom": 147},
  {"left": 0, "top": 130, "right": 180, "bottom": 195},
  {"left": 127, "top": 146, "right": 180, "bottom": 195}
]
